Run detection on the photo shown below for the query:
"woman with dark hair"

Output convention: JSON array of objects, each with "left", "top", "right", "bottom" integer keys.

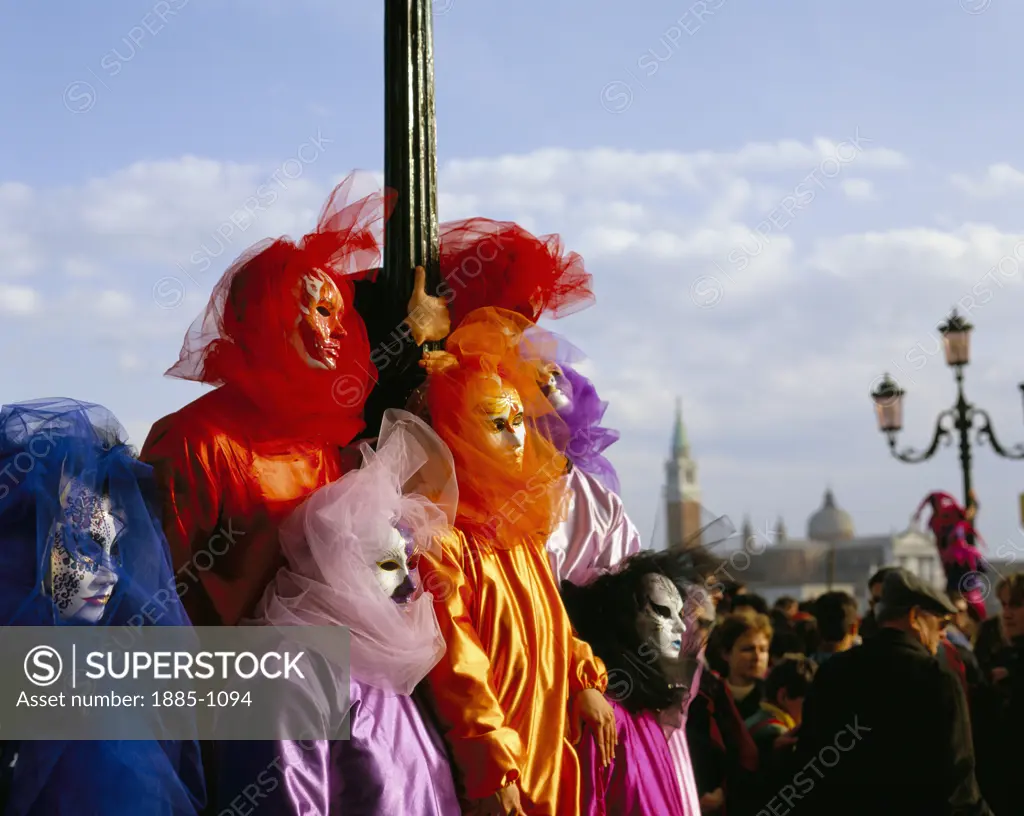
[{"left": 562, "top": 549, "right": 704, "bottom": 816}]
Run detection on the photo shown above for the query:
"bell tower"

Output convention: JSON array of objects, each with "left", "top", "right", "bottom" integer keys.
[{"left": 665, "top": 398, "right": 703, "bottom": 548}]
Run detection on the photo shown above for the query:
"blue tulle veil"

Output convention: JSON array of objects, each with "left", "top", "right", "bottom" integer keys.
[{"left": 0, "top": 398, "right": 204, "bottom": 815}]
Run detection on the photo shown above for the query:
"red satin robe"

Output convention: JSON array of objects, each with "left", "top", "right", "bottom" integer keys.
[{"left": 141, "top": 386, "right": 350, "bottom": 626}]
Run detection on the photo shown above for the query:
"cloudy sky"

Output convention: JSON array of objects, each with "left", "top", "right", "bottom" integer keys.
[{"left": 4, "top": 0, "right": 1024, "bottom": 580}]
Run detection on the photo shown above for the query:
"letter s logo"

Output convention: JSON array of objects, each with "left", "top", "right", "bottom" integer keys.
[{"left": 24, "top": 646, "right": 63, "bottom": 687}]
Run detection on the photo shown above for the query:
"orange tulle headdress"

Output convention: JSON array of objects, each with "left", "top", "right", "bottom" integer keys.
[
  {"left": 165, "top": 172, "right": 395, "bottom": 445},
  {"left": 439, "top": 218, "right": 595, "bottom": 329},
  {"left": 425, "top": 307, "right": 571, "bottom": 550}
]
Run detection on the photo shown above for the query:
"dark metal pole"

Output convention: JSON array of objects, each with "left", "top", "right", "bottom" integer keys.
[
  {"left": 383, "top": 0, "right": 440, "bottom": 303},
  {"left": 358, "top": 0, "right": 440, "bottom": 436},
  {"left": 953, "top": 366, "right": 973, "bottom": 506}
]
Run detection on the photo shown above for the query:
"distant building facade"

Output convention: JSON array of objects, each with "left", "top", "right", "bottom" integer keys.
[{"left": 731, "top": 490, "right": 945, "bottom": 610}]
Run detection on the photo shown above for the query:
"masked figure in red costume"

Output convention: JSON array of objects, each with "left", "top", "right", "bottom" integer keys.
[
  {"left": 143, "top": 174, "right": 397, "bottom": 626},
  {"left": 914, "top": 490, "right": 987, "bottom": 620}
]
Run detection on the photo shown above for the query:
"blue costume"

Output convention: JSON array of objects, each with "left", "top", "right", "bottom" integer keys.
[{"left": 0, "top": 398, "right": 205, "bottom": 815}]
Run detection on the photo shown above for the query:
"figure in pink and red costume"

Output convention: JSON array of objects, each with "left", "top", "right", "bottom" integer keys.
[{"left": 913, "top": 490, "right": 987, "bottom": 620}]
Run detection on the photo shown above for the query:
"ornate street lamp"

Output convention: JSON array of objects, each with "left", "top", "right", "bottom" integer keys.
[
  {"left": 870, "top": 309, "right": 1024, "bottom": 508},
  {"left": 871, "top": 373, "right": 904, "bottom": 433},
  {"left": 939, "top": 310, "right": 972, "bottom": 367}
]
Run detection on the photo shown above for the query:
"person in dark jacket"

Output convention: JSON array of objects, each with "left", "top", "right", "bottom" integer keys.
[
  {"left": 746, "top": 656, "right": 817, "bottom": 760},
  {"left": 731, "top": 592, "right": 770, "bottom": 617},
  {"left": 685, "top": 666, "right": 760, "bottom": 815},
  {"left": 789, "top": 569, "right": 992, "bottom": 816},
  {"left": 973, "top": 572, "right": 1024, "bottom": 815},
  {"left": 746, "top": 656, "right": 817, "bottom": 813},
  {"left": 770, "top": 596, "right": 797, "bottom": 636},
  {"left": 974, "top": 614, "right": 1009, "bottom": 682},
  {"left": 809, "top": 591, "right": 859, "bottom": 666},
  {"left": 859, "top": 565, "right": 896, "bottom": 641}
]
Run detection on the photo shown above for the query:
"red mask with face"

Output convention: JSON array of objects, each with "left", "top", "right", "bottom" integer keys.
[{"left": 291, "top": 269, "right": 349, "bottom": 371}]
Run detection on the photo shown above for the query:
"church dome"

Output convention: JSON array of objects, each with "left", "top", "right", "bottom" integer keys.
[{"left": 807, "top": 489, "right": 855, "bottom": 542}]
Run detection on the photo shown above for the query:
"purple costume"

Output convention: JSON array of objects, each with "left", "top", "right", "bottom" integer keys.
[
  {"left": 558, "top": 365, "right": 622, "bottom": 494},
  {"left": 578, "top": 699, "right": 686, "bottom": 816},
  {"left": 217, "top": 677, "right": 458, "bottom": 815},
  {"left": 215, "top": 411, "right": 461, "bottom": 815}
]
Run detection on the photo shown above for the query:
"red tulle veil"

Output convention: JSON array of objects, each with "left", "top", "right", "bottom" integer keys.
[
  {"left": 439, "top": 218, "right": 595, "bottom": 329},
  {"left": 165, "top": 172, "right": 395, "bottom": 445}
]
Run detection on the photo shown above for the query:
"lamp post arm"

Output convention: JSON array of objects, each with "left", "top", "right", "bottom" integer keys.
[
  {"left": 972, "top": 407, "right": 1024, "bottom": 460},
  {"left": 886, "top": 409, "right": 956, "bottom": 463}
]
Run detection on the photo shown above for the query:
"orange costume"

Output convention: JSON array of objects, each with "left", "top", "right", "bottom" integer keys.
[
  {"left": 419, "top": 308, "right": 608, "bottom": 815},
  {"left": 142, "top": 174, "right": 389, "bottom": 625}
]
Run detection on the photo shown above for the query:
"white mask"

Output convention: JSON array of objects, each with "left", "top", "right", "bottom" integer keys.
[
  {"left": 635, "top": 574, "right": 687, "bottom": 670},
  {"left": 371, "top": 526, "right": 414, "bottom": 603},
  {"left": 46, "top": 477, "right": 122, "bottom": 624},
  {"left": 540, "top": 364, "right": 572, "bottom": 412}
]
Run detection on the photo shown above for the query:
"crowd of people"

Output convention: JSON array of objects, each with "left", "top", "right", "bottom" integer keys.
[
  {"left": 684, "top": 569, "right": 1024, "bottom": 815},
  {"left": 0, "top": 171, "right": 1021, "bottom": 815}
]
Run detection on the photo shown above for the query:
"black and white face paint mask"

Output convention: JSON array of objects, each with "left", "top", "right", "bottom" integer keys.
[
  {"left": 635, "top": 573, "right": 687, "bottom": 670},
  {"left": 47, "top": 477, "right": 122, "bottom": 624}
]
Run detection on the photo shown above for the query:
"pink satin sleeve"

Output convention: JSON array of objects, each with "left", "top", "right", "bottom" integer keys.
[{"left": 547, "top": 468, "right": 642, "bottom": 586}]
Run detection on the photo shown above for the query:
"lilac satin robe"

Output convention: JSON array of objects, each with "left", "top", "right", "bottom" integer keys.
[
  {"left": 546, "top": 467, "right": 642, "bottom": 585},
  {"left": 579, "top": 699, "right": 686, "bottom": 816},
  {"left": 216, "top": 676, "right": 459, "bottom": 815}
]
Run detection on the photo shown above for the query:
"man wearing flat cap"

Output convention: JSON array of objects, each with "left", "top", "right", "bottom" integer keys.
[{"left": 781, "top": 569, "right": 993, "bottom": 816}]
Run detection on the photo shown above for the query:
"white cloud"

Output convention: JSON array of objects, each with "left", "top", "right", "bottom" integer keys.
[
  {"left": 62, "top": 257, "right": 102, "bottom": 278},
  {"left": 840, "top": 178, "right": 875, "bottom": 201},
  {"left": 118, "top": 353, "right": 144, "bottom": 373},
  {"left": 0, "top": 182, "right": 33, "bottom": 207},
  {"left": 0, "top": 233, "right": 41, "bottom": 277},
  {"left": 807, "top": 223, "right": 1024, "bottom": 289},
  {"left": 951, "top": 163, "right": 1024, "bottom": 198},
  {"left": 442, "top": 139, "right": 910, "bottom": 203},
  {"left": 94, "top": 290, "right": 135, "bottom": 316},
  {"left": 0, "top": 284, "right": 37, "bottom": 314}
]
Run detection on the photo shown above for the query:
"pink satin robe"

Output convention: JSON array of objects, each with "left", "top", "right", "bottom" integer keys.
[{"left": 546, "top": 467, "right": 642, "bottom": 585}]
